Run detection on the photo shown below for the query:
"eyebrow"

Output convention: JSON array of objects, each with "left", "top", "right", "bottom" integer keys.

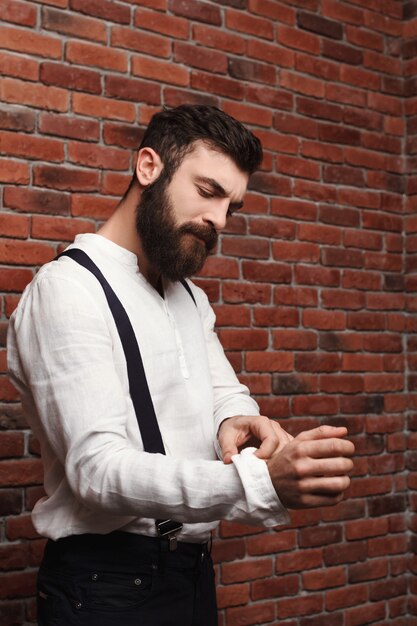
[{"left": 195, "top": 176, "right": 244, "bottom": 210}]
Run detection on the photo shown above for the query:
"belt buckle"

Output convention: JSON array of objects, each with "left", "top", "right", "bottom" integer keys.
[{"left": 155, "top": 519, "right": 183, "bottom": 551}]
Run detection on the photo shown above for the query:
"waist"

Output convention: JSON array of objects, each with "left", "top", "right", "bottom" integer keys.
[{"left": 42, "top": 531, "right": 212, "bottom": 572}]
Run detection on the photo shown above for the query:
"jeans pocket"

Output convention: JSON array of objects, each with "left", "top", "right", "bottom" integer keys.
[{"left": 84, "top": 568, "right": 156, "bottom": 612}]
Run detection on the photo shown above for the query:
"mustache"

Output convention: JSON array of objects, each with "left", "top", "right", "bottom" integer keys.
[{"left": 178, "top": 223, "right": 218, "bottom": 251}]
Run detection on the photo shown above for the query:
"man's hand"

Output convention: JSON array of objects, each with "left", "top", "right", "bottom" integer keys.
[
  {"left": 218, "top": 415, "right": 293, "bottom": 464},
  {"left": 267, "top": 425, "right": 355, "bottom": 509}
]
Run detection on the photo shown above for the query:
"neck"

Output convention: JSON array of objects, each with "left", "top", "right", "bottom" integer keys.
[{"left": 97, "top": 181, "right": 162, "bottom": 291}]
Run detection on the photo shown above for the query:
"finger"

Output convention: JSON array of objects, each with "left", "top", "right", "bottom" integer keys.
[
  {"left": 300, "top": 457, "right": 354, "bottom": 477},
  {"left": 300, "top": 475, "right": 351, "bottom": 495},
  {"left": 254, "top": 419, "right": 291, "bottom": 459},
  {"left": 218, "top": 429, "right": 240, "bottom": 465},
  {"left": 300, "top": 437, "right": 355, "bottom": 460},
  {"left": 296, "top": 425, "right": 349, "bottom": 442},
  {"left": 289, "top": 491, "right": 346, "bottom": 509}
]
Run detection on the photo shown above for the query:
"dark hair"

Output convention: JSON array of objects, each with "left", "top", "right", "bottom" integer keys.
[{"left": 137, "top": 104, "right": 263, "bottom": 181}]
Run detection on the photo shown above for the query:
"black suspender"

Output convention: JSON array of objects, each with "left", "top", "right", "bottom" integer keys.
[{"left": 57, "top": 247, "right": 195, "bottom": 548}]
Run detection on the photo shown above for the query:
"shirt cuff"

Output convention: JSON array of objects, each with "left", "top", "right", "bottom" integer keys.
[{"left": 231, "top": 447, "right": 290, "bottom": 527}]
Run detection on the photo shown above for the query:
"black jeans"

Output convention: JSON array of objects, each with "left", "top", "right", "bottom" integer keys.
[{"left": 37, "top": 531, "right": 218, "bottom": 626}]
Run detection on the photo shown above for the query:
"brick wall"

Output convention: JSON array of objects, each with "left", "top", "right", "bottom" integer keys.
[
  {"left": 405, "top": 0, "right": 417, "bottom": 622},
  {"left": 0, "top": 0, "right": 414, "bottom": 624}
]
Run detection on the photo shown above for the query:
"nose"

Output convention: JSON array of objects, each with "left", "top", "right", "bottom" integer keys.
[{"left": 202, "top": 199, "right": 229, "bottom": 232}]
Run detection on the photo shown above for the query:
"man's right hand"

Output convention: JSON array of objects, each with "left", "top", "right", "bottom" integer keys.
[{"left": 267, "top": 425, "right": 355, "bottom": 509}]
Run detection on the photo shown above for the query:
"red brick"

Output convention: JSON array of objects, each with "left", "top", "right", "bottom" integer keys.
[
  {"left": 303, "top": 566, "right": 346, "bottom": 590},
  {"left": 0, "top": 24, "right": 62, "bottom": 58},
  {"left": 0, "top": 432, "right": 24, "bottom": 458},
  {"left": 132, "top": 55, "right": 189, "bottom": 86},
  {"left": 0, "top": 268, "right": 32, "bottom": 293},
  {"left": 105, "top": 74, "right": 161, "bottom": 105},
  {"left": 0, "top": 570, "right": 37, "bottom": 599},
  {"left": 295, "top": 265, "right": 340, "bottom": 287},
  {"left": 31, "top": 215, "right": 95, "bottom": 241},
  {"left": 42, "top": 7, "right": 107, "bottom": 42},
  {"left": 0, "top": 130, "right": 64, "bottom": 162},
  {"left": 71, "top": 194, "right": 117, "bottom": 220},
  {"left": 277, "top": 594, "right": 323, "bottom": 619},
  {"left": 39, "top": 113, "right": 99, "bottom": 142},
  {"left": 280, "top": 70, "right": 325, "bottom": 97},
  {"left": 216, "top": 583, "right": 249, "bottom": 609},
  {"left": 326, "top": 83, "right": 366, "bottom": 107},
  {"left": 296, "top": 353, "right": 341, "bottom": 373},
  {"left": 0, "top": 50, "right": 39, "bottom": 81},
  {"left": 278, "top": 25, "right": 321, "bottom": 54},
  {"left": 274, "top": 286, "right": 318, "bottom": 307},
  {"left": 69, "top": 0, "right": 130, "bottom": 23},
  {"left": 0, "top": 106, "right": 35, "bottom": 132},
  {"left": 66, "top": 40, "right": 127, "bottom": 71},
  {"left": 174, "top": 41, "right": 227, "bottom": 74},
  {"left": 198, "top": 258, "right": 239, "bottom": 280},
  {"left": 40, "top": 61, "right": 101, "bottom": 94},
  {"left": 326, "top": 583, "right": 369, "bottom": 611},
  {"left": 247, "top": 85, "right": 293, "bottom": 111},
  {"left": 226, "top": 601, "right": 275, "bottom": 626},
  {"left": 191, "top": 70, "right": 244, "bottom": 100},
  {"left": 211, "top": 539, "right": 245, "bottom": 565},
  {"left": 292, "top": 395, "right": 339, "bottom": 416},
  {"left": 274, "top": 111, "right": 317, "bottom": 139},
  {"left": 33, "top": 164, "right": 99, "bottom": 191},
  {"left": 271, "top": 198, "right": 317, "bottom": 222},
  {"left": 73, "top": 93, "right": 136, "bottom": 121},
  {"left": 249, "top": 0, "right": 295, "bottom": 23},
  {"left": 229, "top": 58, "right": 275, "bottom": 85},
  {"left": 276, "top": 547, "right": 322, "bottom": 574},
  {"left": 276, "top": 155, "right": 320, "bottom": 180},
  {"left": 251, "top": 574, "right": 299, "bottom": 600},
  {"left": 242, "top": 261, "right": 291, "bottom": 284},
  {"left": 0, "top": 213, "right": 29, "bottom": 238},
  {"left": 218, "top": 329, "right": 268, "bottom": 351},
  {"left": 169, "top": 0, "right": 221, "bottom": 24},
  {"left": 0, "top": 459, "right": 43, "bottom": 486},
  {"left": 6, "top": 515, "right": 40, "bottom": 540},
  {"left": 246, "top": 351, "right": 293, "bottom": 372},
  {"left": 0, "top": 239, "right": 55, "bottom": 265},
  {"left": 324, "top": 165, "right": 365, "bottom": 188},
  {"left": 68, "top": 141, "right": 130, "bottom": 171},
  {"left": 101, "top": 172, "right": 131, "bottom": 196},
  {"left": 0, "top": 543, "right": 29, "bottom": 571},
  {"left": 4, "top": 187, "right": 69, "bottom": 215},
  {"left": 226, "top": 9, "right": 273, "bottom": 40},
  {"left": 272, "top": 241, "right": 320, "bottom": 263},
  {"left": 134, "top": 8, "right": 189, "bottom": 39},
  {"left": 192, "top": 23, "right": 245, "bottom": 54},
  {"left": 0, "top": 77, "right": 68, "bottom": 112},
  {"left": 346, "top": 25, "right": 384, "bottom": 52},
  {"left": 222, "top": 559, "right": 272, "bottom": 584},
  {"left": 0, "top": 0, "right": 37, "bottom": 26},
  {"left": 248, "top": 39, "right": 294, "bottom": 68},
  {"left": 0, "top": 158, "right": 29, "bottom": 184},
  {"left": 111, "top": 26, "right": 171, "bottom": 57},
  {"left": 254, "top": 306, "right": 298, "bottom": 327},
  {"left": 273, "top": 330, "right": 317, "bottom": 350}
]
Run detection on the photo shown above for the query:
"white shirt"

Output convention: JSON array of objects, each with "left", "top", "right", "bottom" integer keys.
[{"left": 7, "top": 234, "right": 288, "bottom": 541}]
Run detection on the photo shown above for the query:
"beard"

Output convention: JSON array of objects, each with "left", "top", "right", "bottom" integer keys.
[{"left": 135, "top": 172, "right": 218, "bottom": 283}]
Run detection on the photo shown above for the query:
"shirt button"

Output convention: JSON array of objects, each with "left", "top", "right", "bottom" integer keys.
[
  {"left": 75, "top": 602, "right": 82, "bottom": 609},
  {"left": 91, "top": 573, "right": 98, "bottom": 581},
  {"left": 134, "top": 578, "right": 142, "bottom": 586}
]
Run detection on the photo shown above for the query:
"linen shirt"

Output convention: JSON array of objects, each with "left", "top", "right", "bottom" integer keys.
[{"left": 7, "top": 234, "right": 288, "bottom": 542}]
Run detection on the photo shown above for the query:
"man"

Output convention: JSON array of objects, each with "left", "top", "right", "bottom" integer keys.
[{"left": 7, "top": 105, "right": 354, "bottom": 626}]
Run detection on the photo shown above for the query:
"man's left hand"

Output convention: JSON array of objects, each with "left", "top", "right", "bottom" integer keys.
[{"left": 218, "top": 415, "right": 294, "bottom": 465}]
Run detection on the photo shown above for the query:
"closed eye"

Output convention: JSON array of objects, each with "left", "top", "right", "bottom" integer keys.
[{"left": 197, "top": 187, "right": 214, "bottom": 199}]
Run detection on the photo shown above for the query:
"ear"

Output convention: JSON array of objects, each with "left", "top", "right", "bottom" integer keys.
[{"left": 135, "top": 147, "right": 163, "bottom": 187}]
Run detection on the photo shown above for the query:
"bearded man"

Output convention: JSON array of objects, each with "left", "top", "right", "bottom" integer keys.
[{"left": 7, "top": 105, "right": 354, "bottom": 626}]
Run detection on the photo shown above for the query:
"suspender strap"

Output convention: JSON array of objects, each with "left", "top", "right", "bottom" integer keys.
[
  {"left": 57, "top": 248, "right": 165, "bottom": 454},
  {"left": 57, "top": 247, "right": 200, "bottom": 548}
]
